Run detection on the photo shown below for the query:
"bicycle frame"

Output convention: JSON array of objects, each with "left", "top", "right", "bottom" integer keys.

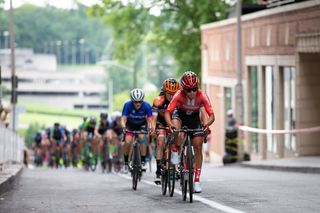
[
  {"left": 173, "top": 127, "right": 206, "bottom": 203},
  {"left": 125, "top": 129, "right": 149, "bottom": 190}
]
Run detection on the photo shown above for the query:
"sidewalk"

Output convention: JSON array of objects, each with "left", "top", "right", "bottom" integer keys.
[
  {"left": 241, "top": 156, "right": 320, "bottom": 174},
  {"left": 0, "top": 162, "right": 23, "bottom": 195}
]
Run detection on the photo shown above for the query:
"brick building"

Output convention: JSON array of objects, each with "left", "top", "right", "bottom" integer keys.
[{"left": 201, "top": 0, "right": 320, "bottom": 162}]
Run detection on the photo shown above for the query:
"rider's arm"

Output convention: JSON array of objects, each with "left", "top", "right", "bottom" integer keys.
[
  {"left": 120, "top": 116, "right": 127, "bottom": 129},
  {"left": 146, "top": 103, "right": 153, "bottom": 130},
  {"left": 165, "top": 92, "right": 180, "bottom": 127},
  {"left": 201, "top": 91, "right": 215, "bottom": 127},
  {"left": 94, "top": 127, "right": 101, "bottom": 138}
]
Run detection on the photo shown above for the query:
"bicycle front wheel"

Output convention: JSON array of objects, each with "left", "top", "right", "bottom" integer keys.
[
  {"left": 180, "top": 147, "right": 187, "bottom": 201},
  {"left": 132, "top": 167, "right": 139, "bottom": 190},
  {"left": 161, "top": 148, "right": 168, "bottom": 195},
  {"left": 168, "top": 149, "right": 175, "bottom": 197},
  {"left": 187, "top": 141, "right": 194, "bottom": 203}
]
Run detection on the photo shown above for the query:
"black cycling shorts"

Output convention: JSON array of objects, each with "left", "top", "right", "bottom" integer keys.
[{"left": 172, "top": 109, "right": 203, "bottom": 138}]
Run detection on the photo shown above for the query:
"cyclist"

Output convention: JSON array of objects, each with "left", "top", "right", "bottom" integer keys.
[
  {"left": 82, "top": 116, "right": 98, "bottom": 160},
  {"left": 33, "top": 130, "right": 43, "bottom": 165},
  {"left": 71, "top": 128, "right": 81, "bottom": 167},
  {"left": 95, "top": 112, "right": 111, "bottom": 167},
  {"left": 120, "top": 88, "right": 153, "bottom": 173},
  {"left": 50, "top": 122, "right": 67, "bottom": 167},
  {"left": 164, "top": 71, "right": 215, "bottom": 193},
  {"left": 152, "top": 78, "right": 180, "bottom": 184},
  {"left": 62, "top": 125, "right": 72, "bottom": 167}
]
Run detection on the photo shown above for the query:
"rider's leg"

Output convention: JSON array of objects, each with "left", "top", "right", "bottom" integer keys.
[
  {"left": 156, "top": 133, "right": 165, "bottom": 176},
  {"left": 123, "top": 134, "right": 133, "bottom": 166},
  {"left": 138, "top": 134, "right": 147, "bottom": 165},
  {"left": 192, "top": 136, "right": 203, "bottom": 183}
]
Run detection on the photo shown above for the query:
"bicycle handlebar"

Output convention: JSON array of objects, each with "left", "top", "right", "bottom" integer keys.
[{"left": 124, "top": 129, "right": 150, "bottom": 135}]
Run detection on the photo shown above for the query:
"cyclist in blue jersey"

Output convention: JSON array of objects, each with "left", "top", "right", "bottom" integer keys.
[{"left": 120, "top": 88, "right": 153, "bottom": 173}]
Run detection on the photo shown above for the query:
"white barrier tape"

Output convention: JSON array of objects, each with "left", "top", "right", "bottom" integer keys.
[{"left": 238, "top": 125, "right": 320, "bottom": 135}]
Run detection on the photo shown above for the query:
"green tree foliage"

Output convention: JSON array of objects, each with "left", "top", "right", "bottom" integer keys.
[
  {"left": 24, "top": 122, "right": 45, "bottom": 148},
  {"left": 89, "top": 0, "right": 229, "bottom": 76},
  {"left": 0, "top": 3, "right": 111, "bottom": 64}
]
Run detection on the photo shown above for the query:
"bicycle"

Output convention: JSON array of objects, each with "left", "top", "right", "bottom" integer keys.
[
  {"left": 83, "top": 135, "right": 98, "bottom": 172},
  {"left": 125, "top": 129, "right": 149, "bottom": 190},
  {"left": 156, "top": 127, "right": 176, "bottom": 197},
  {"left": 101, "top": 136, "right": 111, "bottom": 173},
  {"left": 174, "top": 127, "right": 207, "bottom": 203}
]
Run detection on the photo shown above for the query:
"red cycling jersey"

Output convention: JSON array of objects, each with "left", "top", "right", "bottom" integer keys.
[{"left": 166, "top": 89, "right": 214, "bottom": 116}]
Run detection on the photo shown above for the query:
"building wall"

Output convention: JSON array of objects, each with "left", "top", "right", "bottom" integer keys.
[
  {"left": 201, "top": 0, "right": 320, "bottom": 160},
  {"left": 296, "top": 53, "right": 320, "bottom": 155}
]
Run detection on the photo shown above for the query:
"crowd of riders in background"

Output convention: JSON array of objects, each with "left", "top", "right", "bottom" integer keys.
[
  {"left": 31, "top": 111, "right": 124, "bottom": 172},
  {"left": 30, "top": 70, "right": 215, "bottom": 194}
]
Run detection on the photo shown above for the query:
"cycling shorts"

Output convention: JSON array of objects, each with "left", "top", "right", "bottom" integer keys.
[{"left": 172, "top": 109, "right": 203, "bottom": 139}]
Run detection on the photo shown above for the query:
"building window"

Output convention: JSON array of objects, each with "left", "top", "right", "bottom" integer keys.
[
  {"left": 284, "top": 66, "right": 296, "bottom": 151},
  {"left": 249, "top": 66, "right": 259, "bottom": 153},
  {"left": 266, "top": 66, "right": 276, "bottom": 153},
  {"left": 225, "top": 87, "right": 232, "bottom": 114}
]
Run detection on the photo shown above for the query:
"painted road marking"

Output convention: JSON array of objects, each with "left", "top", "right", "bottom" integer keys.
[{"left": 118, "top": 174, "right": 246, "bottom": 213}]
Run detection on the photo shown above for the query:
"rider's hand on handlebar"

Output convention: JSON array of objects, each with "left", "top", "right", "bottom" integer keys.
[
  {"left": 168, "top": 125, "right": 176, "bottom": 134},
  {"left": 203, "top": 124, "right": 211, "bottom": 135},
  {"left": 149, "top": 129, "right": 156, "bottom": 137}
]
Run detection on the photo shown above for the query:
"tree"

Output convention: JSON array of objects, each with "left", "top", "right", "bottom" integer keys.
[
  {"left": 0, "top": 3, "right": 112, "bottom": 64},
  {"left": 89, "top": 0, "right": 229, "bottom": 76}
]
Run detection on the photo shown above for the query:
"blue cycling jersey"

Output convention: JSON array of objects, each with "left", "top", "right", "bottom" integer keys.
[{"left": 122, "top": 100, "right": 152, "bottom": 125}]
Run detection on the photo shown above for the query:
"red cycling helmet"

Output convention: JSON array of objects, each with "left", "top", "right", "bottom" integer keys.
[{"left": 180, "top": 71, "right": 199, "bottom": 89}]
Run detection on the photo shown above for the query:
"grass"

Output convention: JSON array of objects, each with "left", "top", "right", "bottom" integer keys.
[
  {"left": 23, "top": 102, "right": 99, "bottom": 118},
  {"left": 19, "top": 113, "right": 82, "bottom": 129}
]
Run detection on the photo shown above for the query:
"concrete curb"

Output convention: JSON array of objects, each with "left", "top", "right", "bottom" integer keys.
[
  {"left": 0, "top": 164, "right": 23, "bottom": 195},
  {"left": 240, "top": 163, "right": 320, "bottom": 174}
]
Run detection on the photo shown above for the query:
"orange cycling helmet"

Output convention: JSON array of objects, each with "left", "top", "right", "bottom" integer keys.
[
  {"left": 163, "top": 78, "right": 180, "bottom": 94},
  {"left": 180, "top": 71, "right": 199, "bottom": 89}
]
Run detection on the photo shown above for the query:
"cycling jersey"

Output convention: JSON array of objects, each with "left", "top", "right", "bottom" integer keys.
[
  {"left": 167, "top": 89, "right": 214, "bottom": 138},
  {"left": 166, "top": 89, "right": 214, "bottom": 116},
  {"left": 110, "top": 120, "right": 123, "bottom": 136},
  {"left": 98, "top": 122, "right": 110, "bottom": 135},
  {"left": 152, "top": 95, "right": 170, "bottom": 126},
  {"left": 122, "top": 101, "right": 152, "bottom": 126},
  {"left": 50, "top": 127, "right": 65, "bottom": 142},
  {"left": 34, "top": 134, "right": 42, "bottom": 146}
]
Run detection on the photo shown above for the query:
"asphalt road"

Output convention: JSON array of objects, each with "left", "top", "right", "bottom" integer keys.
[{"left": 0, "top": 163, "right": 320, "bottom": 213}]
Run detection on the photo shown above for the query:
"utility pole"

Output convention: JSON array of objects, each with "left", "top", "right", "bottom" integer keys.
[
  {"left": 236, "top": 0, "right": 244, "bottom": 125},
  {"left": 9, "top": 0, "right": 17, "bottom": 131}
]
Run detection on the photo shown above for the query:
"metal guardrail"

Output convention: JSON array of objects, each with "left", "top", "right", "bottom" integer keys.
[{"left": 0, "top": 123, "right": 24, "bottom": 165}]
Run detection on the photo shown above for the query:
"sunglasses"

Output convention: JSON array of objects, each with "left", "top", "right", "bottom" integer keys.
[
  {"left": 185, "top": 87, "right": 198, "bottom": 93},
  {"left": 133, "top": 101, "right": 143, "bottom": 104}
]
